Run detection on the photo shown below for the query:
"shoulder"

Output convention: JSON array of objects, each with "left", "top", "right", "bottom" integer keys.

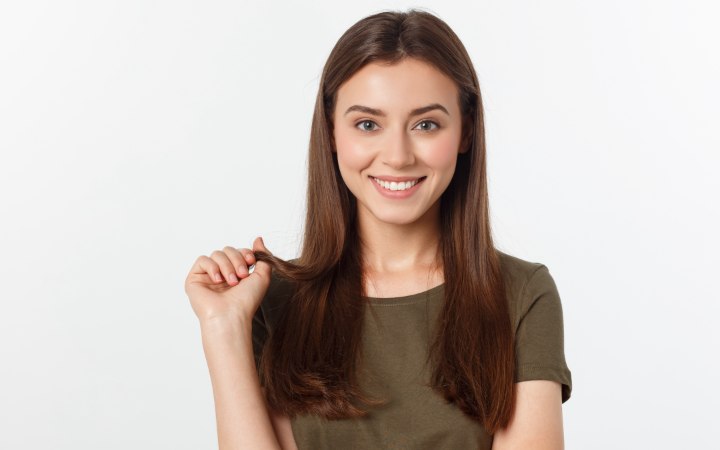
[
  {"left": 496, "top": 250, "right": 560, "bottom": 323},
  {"left": 497, "top": 250, "right": 550, "bottom": 296}
]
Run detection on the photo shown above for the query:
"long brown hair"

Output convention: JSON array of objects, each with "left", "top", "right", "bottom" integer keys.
[{"left": 254, "top": 9, "right": 515, "bottom": 434}]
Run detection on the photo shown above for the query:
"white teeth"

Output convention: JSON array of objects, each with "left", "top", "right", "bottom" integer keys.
[{"left": 373, "top": 177, "right": 421, "bottom": 191}]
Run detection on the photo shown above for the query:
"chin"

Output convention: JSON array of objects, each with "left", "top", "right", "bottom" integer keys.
[{"left": 370, "top": 210, "right": 424, "bottom": 226}]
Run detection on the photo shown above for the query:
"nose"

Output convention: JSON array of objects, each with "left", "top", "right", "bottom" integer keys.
[{"left": 380, "top": 128, "right": 415, "bottom": 169}]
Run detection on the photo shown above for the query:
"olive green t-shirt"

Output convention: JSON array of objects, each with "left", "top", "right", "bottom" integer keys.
[{"left": 252, "top": 251, "right": 572, "bottom": 449}]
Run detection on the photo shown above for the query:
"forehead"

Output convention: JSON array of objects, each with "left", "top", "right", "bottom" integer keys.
[{"left": 335, "top": 58, "right": 461, "bottom": 117}]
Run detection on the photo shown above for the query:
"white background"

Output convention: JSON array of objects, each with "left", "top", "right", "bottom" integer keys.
[{"left": 1, "top": 1, "right": 718, "bottom": 448}]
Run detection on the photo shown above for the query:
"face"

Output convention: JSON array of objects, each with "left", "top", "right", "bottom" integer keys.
[{"left": 332, "top": 57, "right": 467, "bottom": 228}]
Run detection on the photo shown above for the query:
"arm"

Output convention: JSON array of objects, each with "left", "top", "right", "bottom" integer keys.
[
  {"left": 187, "top": 239, "right": 296, "bottom": 449},
  {"left": 263, "top": 387, "right": 299, "bottom": 450},
  {"left": 201, "top": 318, "right": 282, "bottom": 450},
  {"left": 492, "top": 380, "right": 565, "bottom": 450}
]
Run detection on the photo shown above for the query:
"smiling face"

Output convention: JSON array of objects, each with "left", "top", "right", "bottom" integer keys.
[{"left": 332, "top": 57, "right": 467, "bottom": 228}]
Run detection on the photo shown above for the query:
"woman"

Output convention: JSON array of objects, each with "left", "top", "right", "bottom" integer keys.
[{"left": 185, "top": 9, "right": 572, "bottom": 449}]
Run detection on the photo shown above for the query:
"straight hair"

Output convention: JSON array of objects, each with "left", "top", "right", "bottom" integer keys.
[{"left": 254, "top": 9, "right": 515, "bottom": 434}]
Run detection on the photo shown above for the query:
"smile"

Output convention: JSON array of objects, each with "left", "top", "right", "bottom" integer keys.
[{"left": 372, "top": 176, "right": 426, "bottom": 191}]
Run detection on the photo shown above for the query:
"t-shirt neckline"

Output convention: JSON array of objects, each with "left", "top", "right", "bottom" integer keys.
[{"left": 362, "top": 282, "right": 445, "bottom": 304}]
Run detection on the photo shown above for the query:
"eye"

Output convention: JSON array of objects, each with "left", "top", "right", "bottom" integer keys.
[
  {"left": 355, "top": 120, "right": 379, "bottom": 132},
  {"left": 414, "top": 120, "right": 440, "bottom": 132}
]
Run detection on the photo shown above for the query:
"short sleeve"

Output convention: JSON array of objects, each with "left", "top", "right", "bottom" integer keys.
[{"left": 514, "top": 264, "right": 572, "bottom": 403}]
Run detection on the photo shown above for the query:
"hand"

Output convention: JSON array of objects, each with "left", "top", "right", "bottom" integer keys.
[{"left": 184, "top": 236, "right": 273, "bottom": 326}]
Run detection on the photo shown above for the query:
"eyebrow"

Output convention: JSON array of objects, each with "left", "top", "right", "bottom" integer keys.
[{"left": 343, "top": 103, "right": 450, "bottom": 117}]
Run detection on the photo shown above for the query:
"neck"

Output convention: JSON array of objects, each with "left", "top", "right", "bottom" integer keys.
[{"left": 357, "top": 200, "right": 443, "bottom": 276}]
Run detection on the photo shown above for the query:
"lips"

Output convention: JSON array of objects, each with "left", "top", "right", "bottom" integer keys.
[
  {"left": 370, "top": 175, "right": 427, "bottom": 192},
  {"left": 374, "top": 177, "right": 419, "bottom": 191},
  {"left": 370, "top": 175, "right": 426, "bottom": 182}
]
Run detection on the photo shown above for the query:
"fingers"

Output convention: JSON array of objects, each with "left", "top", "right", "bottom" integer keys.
[
  {"left": 210, "top": 250, "right": 239, "bottom": 285},
  {"left": 190, "top": 255, "right": 225, "bottom": 284},
  {"left": 238, "top": 248, "right": 257, "bottom": 268},
  {"left": 189, "top": 238, "right": 271, "bottom": 286},
  {"left": 252, "top": 236, "right": 273, "bottom": 256},
  {"left": 223, "top": 246, "right": 254, "bottom": 280},
  {"left": 251, "top": 236, "right": 272, "bottom": 280}
]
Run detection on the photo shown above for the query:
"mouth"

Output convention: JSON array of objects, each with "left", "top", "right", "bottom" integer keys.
[{"left": 370, "top": 176, "right": 427, "bottom": 191}]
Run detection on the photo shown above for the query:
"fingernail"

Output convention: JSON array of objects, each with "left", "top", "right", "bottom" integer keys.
[
  {"left": 228, "top": 273, "right": 238, "bottom": 283},
  {"left": 214, "top": 273, "right": 222, "bottom": 282}
]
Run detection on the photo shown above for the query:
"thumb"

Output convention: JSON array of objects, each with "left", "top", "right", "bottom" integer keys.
[{"left": 250, "top": 236, "right": 272, "bottom": 280}]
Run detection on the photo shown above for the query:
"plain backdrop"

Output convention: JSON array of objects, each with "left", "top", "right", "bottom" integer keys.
[{"left": 1, "top": 0, "right": 718, "bottom": 448}]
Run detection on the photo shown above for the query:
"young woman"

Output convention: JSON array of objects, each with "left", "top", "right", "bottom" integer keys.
[{"left": 185, "top": 9, "right": 572, "bottom": 450}]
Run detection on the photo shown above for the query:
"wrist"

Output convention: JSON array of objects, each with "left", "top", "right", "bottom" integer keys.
[{"left": 199, "top": 314, "right": 252, "bottom": 337}]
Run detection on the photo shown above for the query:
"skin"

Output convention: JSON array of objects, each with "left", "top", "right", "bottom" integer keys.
[
  {"left": 185, "top": 238, "right": 285, "bottom": 449},
  {"left": 332, "top": 57, "right": 467, "bottom": 297},
  {"left": 186, "top": 57, "right": 565, "bottom": 449},
  {"left": 493, "top": 380, "right": 565, "bottom": 449}
]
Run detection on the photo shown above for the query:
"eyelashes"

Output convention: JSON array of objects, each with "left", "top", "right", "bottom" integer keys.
[
  {"left": 354, "top": 119, "right": 440, "bottom": 133},
  {"left": 357, "top": 120, "right": 379, "bottom": 132}
]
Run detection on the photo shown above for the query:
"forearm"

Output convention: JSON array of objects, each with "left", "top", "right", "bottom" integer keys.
[{"left": 201, "top": 318, "right": 281, "bottom": 450}]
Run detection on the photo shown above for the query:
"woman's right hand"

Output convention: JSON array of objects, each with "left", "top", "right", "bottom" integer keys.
[{"left": 184, "top": 236, "right": 273, "bottom": 327}]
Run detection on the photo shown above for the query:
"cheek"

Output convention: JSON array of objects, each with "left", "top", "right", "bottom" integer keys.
[
  {"left": 334, "top": 128, "right": 373, "bottom": 172},
  {"left": 418, "top": 132, "right": 461, "bottom": 173}
]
